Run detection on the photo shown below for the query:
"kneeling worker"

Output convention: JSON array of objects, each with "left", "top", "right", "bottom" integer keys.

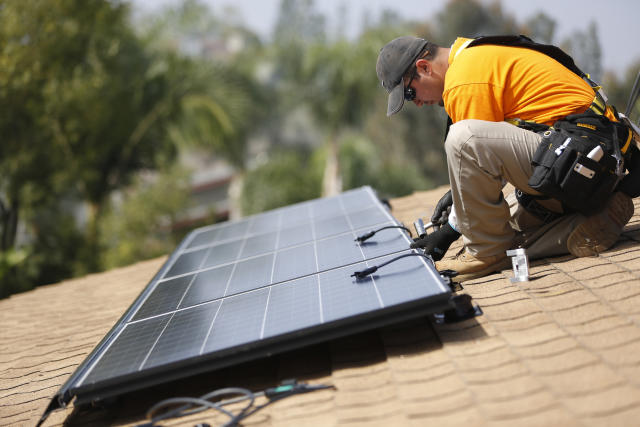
[{"left": 376, "top": 35, "right": 639, "bottom": 281}]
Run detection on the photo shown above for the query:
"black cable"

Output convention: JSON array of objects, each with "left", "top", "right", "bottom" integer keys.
[
  {"left": 354, "top": 225, "right": 411, "bottom": 243},
  {"left": 140, "top": 380, "right": 334, "bottom": 427},
  {"left": 145, "top": 388, "right": 256, "bottom": 427},
  {"left": 351, "top": 252, "right": 433, "bottom": 279}
]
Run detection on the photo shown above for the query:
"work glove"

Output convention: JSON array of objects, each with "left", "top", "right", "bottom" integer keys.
[
  {"left": 431, "top": 190, "right": 453, "bottom": 230},
  {"left": 410, "top": 222, "right": 461, "bottom": 261}
]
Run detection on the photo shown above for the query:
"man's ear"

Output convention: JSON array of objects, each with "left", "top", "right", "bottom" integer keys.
[{"left": 415, "top": 58, "right": 431, "bottom": 76}]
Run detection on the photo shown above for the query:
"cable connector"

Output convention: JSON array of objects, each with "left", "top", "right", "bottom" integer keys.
[
  {"left": 351, "top": 266, "right": 378, "bottom": 279},
  {"left": 354, "top": 225, "right": 411, "bottom": 243},
  {"left": 265, "top": 379, "right": 334, "bottom": 400},
  {"left": 350, "top": 252, "right": 431, "bottom": 280},
  {"left": 354, "top": 230, "right": 376, "bottom": 243}
]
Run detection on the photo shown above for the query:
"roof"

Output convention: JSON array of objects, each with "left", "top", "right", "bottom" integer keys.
[{"left": 2, "top": 185, "right": 640, "bottom": 426}]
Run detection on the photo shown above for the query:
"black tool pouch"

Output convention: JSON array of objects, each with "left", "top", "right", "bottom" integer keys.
[{"left": 528, "top": 124, "right": 619, "bottom": 216}]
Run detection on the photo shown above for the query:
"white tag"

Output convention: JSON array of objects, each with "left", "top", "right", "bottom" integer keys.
[{"left": 574, "top": 163, "right": 595, "bottom": 179}]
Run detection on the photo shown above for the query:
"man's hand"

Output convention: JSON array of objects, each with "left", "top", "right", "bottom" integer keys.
[
  {"left": 431, "top": 190, "right": 453, "bottom": 230},
  {"left": 410, "top": 222, "right": 461, "bottom": 261}
]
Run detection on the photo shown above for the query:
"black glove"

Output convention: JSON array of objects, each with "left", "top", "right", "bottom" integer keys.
[
  {"left": 410, "top": 222, "right": 461, "bottom": 261},
  {"left": 431, "top": 190, "right": 453, "bottom": 230}
]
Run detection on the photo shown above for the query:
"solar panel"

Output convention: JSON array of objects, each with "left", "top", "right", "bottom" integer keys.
[{"left": 45, "top": 186, "right": 453, "bottom": 416}]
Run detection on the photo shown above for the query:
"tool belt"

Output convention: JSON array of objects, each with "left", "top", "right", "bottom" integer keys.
[{"left": 527, "top": 110, "right": 633, "bottom": 216}]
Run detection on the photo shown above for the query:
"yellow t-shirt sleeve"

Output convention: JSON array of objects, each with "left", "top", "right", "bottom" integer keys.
[{"left": 443, "top": 83, "right": 505, "bottom": 123}]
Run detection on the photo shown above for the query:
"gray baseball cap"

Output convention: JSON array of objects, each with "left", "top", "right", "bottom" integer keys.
[{"left": 376, "top": 36, "right": 429, "bottom": 116}]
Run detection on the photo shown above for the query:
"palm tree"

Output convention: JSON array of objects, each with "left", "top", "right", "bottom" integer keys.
[{"left": 301, "top": 35, "right": 387, "bottom": 196}]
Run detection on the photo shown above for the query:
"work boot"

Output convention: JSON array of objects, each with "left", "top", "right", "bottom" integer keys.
[
  {"left": 435, "top": 249, "right": 511, "bottom": 282},
  {"left": 567, "top": 191, "right": 634, "bottom": 257}
]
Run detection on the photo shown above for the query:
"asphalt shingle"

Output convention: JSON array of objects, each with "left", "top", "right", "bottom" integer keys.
[{"left": 2, "top": 186, "right": 640, "bottom": 426}]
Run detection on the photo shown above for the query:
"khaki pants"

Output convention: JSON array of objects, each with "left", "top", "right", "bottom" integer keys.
[{"left": 445, "top": 120, "right": 584, "bottom": 259}]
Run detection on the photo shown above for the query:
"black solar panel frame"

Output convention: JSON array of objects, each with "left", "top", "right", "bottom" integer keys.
[
  {"left": 69, "top": 273, "right": 450, "bottom": 406},
  {"left": 49, "top": 186, "right": 452, "bottom": 411}
]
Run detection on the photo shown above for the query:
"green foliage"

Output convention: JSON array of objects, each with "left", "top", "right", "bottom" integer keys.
[
  {"left": 339, "top": 135, "right": 431, "bottom": 199},
  {"left": 99, "top": 166, "right": 192, "bottom": 270},
  {"left": 522, "top": 12, "right": 556, "bottom": 44},
  {"left": 302, "top": 37, "right": 379, "bottom": 134},
  {"left": 167, "top": 67, "right": 266, "bottom": 170},
  {"left": 1, "top": 0, "right": 637, "bottom": 299},
  {"left": 435, "top": 0, "right": 518, "bottom": 43},
  {"left": 24, "top": 203, "right": 86, "bottom": 285},
  {"left": 241, "top": 149, "right": 322, "bottom": 215},
  {"left": 603, "top": 61, "right": 640, "bottom": 121},
  {"left": 0, "top": 249, "right": 29, "bottom": 298},
  {"left": 562, "top": 22, "right": 603, "bottom": 82},
  {"left": 0, "top": 0, "right": 185, "bottom": 292}
]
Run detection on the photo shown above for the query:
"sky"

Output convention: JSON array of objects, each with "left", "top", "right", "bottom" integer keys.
[{"left": 132, "top": 0, "right": 640, "bottom": 76}]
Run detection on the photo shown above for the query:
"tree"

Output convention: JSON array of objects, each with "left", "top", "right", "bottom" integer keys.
[
  {"left": 241, "top": 148, "right": 322, "bottom": 215},
  {"left": 0, "top": 0, "right": 182, "bottom": 292},
  {"left": 435, "top": 0, "right": 518, "bottom": 44},
  {"left": 99, "top": 165, "right": 192, "bottom": 269},
  {"left": 141, "top": 0, "right": 269, "bottom": 220},
  {"left": 603, "top": 60, "right": 640, "bottom": 121},
  {"left": 166, "top": 66, "right": 267, "bottom": 219},
  {"left": 523, "top": 12, "right": 556, "bottom": 44},
  {"left": 562, "top": 21, "right": 603, "bottom": 82},
  {"left": 301, "top": 35, "right": 382, "bottom": 196}
]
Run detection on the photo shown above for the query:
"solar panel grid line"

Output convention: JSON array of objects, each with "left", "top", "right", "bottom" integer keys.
[
  {"left": 164, "top": 224, "right": 215, "bottom": 273},
  {"left": 179, "top": 192, "right": 377, "bottom": 255},
  {"left": 268, "top": 210, "right": 283, "bottom": 285},
  {"left": 259, "top": 208, "right": 284, "bottom": 340},
  {"left": 159, "top": 222, "right": 384, "bottom": 282},
  {"left": 181, "top": 207, "right": 373, "bottom": 260},
  {"left": 306, "top": 197, "right": 327, "bottom": 330},
  {"left": 118, "top": 245, "right": 426, "bottom": 331},
  {"left": 149, "top": 249, "right": 416, "bottom": 365},
  {"left": 338, "top": 195, "right": 386, "bottom": 309},
  {"left": 74, "top": 323, "right": 127, "bottom": 386},
  {"left": 315, "top": 274, "right": 324, "bottom": 324},
  {"left": 199, "top": 298, "right": 224, "bottom": 356},
  {"left": 129, "top": 239, "right": 216, "bottom": 322},
  {"left": 219, "top": 228, "right": 251, "bottom": 300},
  {"left": 309, "top": 195, "right": 324, "bottom": 326},
  {"left": 170, "top": 244, "right": 217, "bottom": 317},
  {"left": 258, "top": 287, "right": 273, "bottom": 340},
  {"left": 195, "top": 213, "right": 265, "bottom": 354},
  {"left": 174, "top": 274, "right": 198, "bottom": 315},
  {"left": 160, "top": 219, "right": 359, "bottom": 283},
  {"left": 190, "top": 216, "right": 255, "bottom": 357},
  {"left": 137, "top": 310, "right": 177, "bottom": 373},
  {"left": 132, "top": 221, "right": 410, "bottom": 323}
]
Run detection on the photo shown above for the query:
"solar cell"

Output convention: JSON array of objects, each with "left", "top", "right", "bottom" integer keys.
[
  {"left": 46, "top": 186, "right": 453, "bottom": 417},
  {"left": 178, "top": 264, "right": 233, "bottom": 309}
]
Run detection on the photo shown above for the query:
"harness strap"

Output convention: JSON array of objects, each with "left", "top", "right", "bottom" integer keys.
[{"left": 515, "top": 190, "right": 564, "bottom": 224}]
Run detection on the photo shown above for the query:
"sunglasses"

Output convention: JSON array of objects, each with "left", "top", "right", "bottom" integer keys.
[{"left": 404, "top": 67, "right": 417, "bottom": 101}]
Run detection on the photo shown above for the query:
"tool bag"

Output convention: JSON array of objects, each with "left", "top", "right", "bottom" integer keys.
[{"left": 527, "top": 110, "right": 631, "bottom": 215}]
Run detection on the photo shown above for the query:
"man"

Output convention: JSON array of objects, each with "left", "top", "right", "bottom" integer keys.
[{"left": 376, "top": 36, "right": 637, "bottom": 281}]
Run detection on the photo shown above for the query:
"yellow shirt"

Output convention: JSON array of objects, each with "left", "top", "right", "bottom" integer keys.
[{"left": 443, "top": 37, "right": 595, "bottom": 126}]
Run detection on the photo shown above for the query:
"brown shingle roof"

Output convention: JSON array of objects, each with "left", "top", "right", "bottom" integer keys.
[{"left": 2, "top": 185, "right": 640, "bottom": 426}]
